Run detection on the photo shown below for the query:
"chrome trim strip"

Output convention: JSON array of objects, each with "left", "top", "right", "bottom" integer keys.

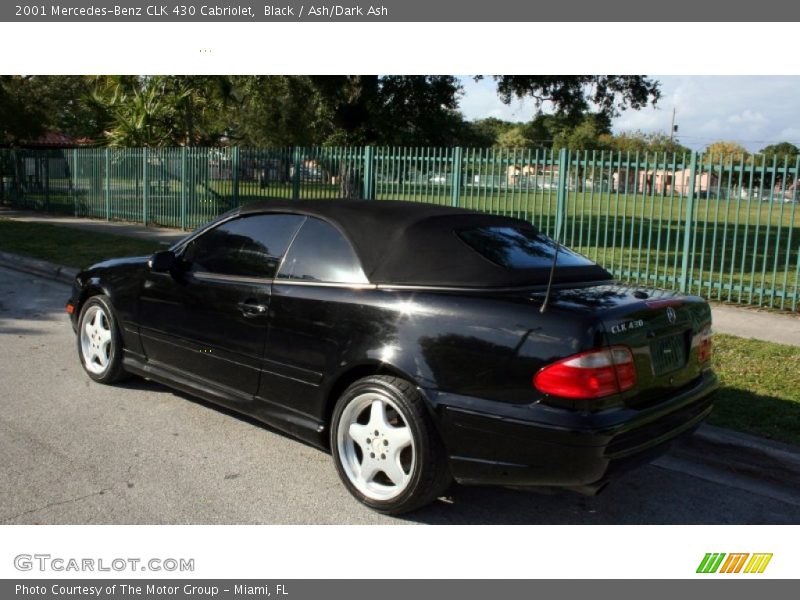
[
  {"left": 193, "top": 273, "right": 615, "bottom": 294},
  {"left": 274, "top": 279, "right": 614, "bottom": 293},
  {"left": 375, "top": 279, "right": 620, "bottom": 293},
  {"left": 273, "top": 279, "right": 377, "bottom": 290},
  {"left": 192, "top": 271, "right": 273, "bottom": 286},
  {"left": 375, "top": 283, "right": 551, "bottom": 293}
]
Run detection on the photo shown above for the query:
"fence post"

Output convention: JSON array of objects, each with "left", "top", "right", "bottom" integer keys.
[
  {"left": 450, "top": 147, "right": 463, "bottom": 207},
  {"left": 104, "top": 148, "right": 111, "bottom": 221},
  {"left": 72, "top": 148, "right": 78, "bottom": 216},
  {"left": 142, "top": 147, "right": 149, "bottom": 225},
  {"left": 291, "top": 147, "right": 301, "bottom": 200},
  {"left": 181, "top": 146, "right": 188, "bottom": 230},
  {"left": 9, "top": 149, "right": 17, "bottom": 206},
  {"left": 362, "top": 146, "right": 375, "bottom": 200},
  {"left": 232, "top": 146, "right": 240, "bottom": 206},
  {"left": 679, "top": 151, "right": 699, "bottom": 293},
  {"left": 555, "top": 148, "right": 569, "bottom": 239},
  {"left": 44, "top": 151, "right": 50, "bottom": 212}
]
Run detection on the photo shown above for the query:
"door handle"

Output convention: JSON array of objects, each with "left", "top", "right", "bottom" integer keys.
[{"left": 237, "top": 300, "right": 268, "bottom": 318}]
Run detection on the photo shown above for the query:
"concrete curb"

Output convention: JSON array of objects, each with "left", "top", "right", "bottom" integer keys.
[
  {"left": 671, "top": 424, "right": 800, "bottom": 490},
  {"left": 0, "top": 251, "right": 78, "bottom": 286}
]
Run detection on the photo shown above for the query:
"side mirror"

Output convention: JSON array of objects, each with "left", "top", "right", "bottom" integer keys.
[{"left": 149, "top": 250, "right": 177, "bottom": 273}]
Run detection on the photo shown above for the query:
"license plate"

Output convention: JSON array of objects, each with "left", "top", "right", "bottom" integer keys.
[{"left": 650, "top": 333, "right": 687, "bottom": 375}]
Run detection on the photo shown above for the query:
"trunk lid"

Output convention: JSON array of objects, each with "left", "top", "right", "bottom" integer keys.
[{"left": 537, "top": 284, "right": 712, "bottom": 407}]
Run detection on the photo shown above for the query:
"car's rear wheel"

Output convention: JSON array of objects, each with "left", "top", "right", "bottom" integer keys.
[
  {"left": 331, "top": 375, "right": 450, "bottom": 514},
  {"left": 77, "top": 295, "right": 128, "bottom": 384}
]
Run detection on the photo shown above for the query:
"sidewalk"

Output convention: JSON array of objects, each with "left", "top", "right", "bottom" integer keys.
[
  {"left": 0, "top": 207, "right": 187, "bottom": 245},
  {"left": 2, "top": 207, "right": 799, "bottom": 347},
  {"left": 710, "top": 304, "right": 800, "bottom": 347}
]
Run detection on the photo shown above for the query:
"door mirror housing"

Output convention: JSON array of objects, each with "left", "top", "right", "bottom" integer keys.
[{"left": 149, "top": 250, "right": 177, "bottom": 273}]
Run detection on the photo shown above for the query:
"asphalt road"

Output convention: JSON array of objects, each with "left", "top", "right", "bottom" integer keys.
[{"left": 0, "top": 265, "right": 797, "bottom": 525}]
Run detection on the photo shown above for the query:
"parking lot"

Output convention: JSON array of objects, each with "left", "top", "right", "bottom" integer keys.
[{"left": 1, "top": 265, "right": 797, "bottom": 525}]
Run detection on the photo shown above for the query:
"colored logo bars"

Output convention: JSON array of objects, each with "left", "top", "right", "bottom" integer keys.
[{"left": 696, "top": 553, "right": 773, "bottom": 574}]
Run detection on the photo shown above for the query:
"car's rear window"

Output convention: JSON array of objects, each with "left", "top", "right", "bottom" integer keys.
[{"left": 457, "top": 226, "right": 596, "bottom": 270}]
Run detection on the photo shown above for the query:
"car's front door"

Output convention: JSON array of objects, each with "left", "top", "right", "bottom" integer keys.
[
  {"left": 260, "top": 217, "right": 371, "bottom": 417},
  {"left": 138, "top": 213, "right": 306, "bottom": 398}
]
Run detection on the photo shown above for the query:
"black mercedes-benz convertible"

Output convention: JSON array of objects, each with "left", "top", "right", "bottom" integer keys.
[{"left": 67, "top": 199, "right": 718, "bottom": 514}]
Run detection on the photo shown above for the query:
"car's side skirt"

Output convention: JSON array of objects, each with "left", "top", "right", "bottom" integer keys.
[{"left": 121, "top": 350, "right": 328, "bottom": 450}]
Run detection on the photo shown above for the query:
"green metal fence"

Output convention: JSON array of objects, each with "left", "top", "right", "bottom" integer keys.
[{"left": 1, "top": 145, "right": 798, "bottom": 311}]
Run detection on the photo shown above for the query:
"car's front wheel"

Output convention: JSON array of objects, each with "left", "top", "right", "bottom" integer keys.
[
  {"left": 77, "top": 295, "right": 128, "bottom": 384},
  {"left": 331, "top": 375, "right": 451, "bottom": 514}
]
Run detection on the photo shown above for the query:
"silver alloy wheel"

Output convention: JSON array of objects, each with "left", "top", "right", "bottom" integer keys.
[
  {"left": 336, "top": 392, "right": 416, "bottom": 501},
  {"left": 80, "top": 305, "right": 113, "bottom": 375}
]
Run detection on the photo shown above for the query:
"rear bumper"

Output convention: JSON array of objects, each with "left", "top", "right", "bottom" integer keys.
[{"left": 437, "top": 370, "right": 718, "bottom": 488}]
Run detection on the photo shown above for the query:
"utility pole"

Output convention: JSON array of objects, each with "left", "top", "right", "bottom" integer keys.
[{"left": 670, "top": 107, "right": 678, "bottom": 142}]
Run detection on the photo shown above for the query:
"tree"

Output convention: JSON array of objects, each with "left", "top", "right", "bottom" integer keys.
[
  {"left": 306, "top": 75, "right": 464, "bottom": 146},
  {"left": 301, "top": 76, "right": 466, "bottom": 196},
  {"left": 22, "top": 76, "right": 110, "bottom": 141},
  {"left": 605, "top": 131, "right": 691, "bottom": 155},
  {"left": 553, "top": 119, "right": 610, "bottom": 151},
  {"left": 462, "top": 117, "right": 518, "bottom": 146},
  {"left": 489, "top": 76, "right": 661, "bottom": 121},
  {"left": 0, "top": 76, "right": 49, "bottom": 145},
  {"left": 760, "top": 142, "right": 799, "bottom": 164},
  {"left": 3, "top": 74, "right": 663, "bottom": 152},
  {"left": 93, "top": 76, "right": 184, "bottom": 147},
  {"left": 459, "top": 117, "right": 555, "bottom": 148},
  {"left": 224, "top": 76, "right": 329, "bottom": 146},
  {"left": 495, "top": 127, "right": 530, "bottom": 148},
  {"left": 704, "top": 141, "right": 749, "bottom": 163},
  {"left": 1, "top": 76, "right": 117, "bottom": 145},
  {"left": 91, "top": 76, "right": 235, "bottom": 147}
]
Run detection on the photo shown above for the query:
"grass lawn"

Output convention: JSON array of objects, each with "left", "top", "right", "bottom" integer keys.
[
  {"left": 710, "top": 333, "right": 800, "bottom": 446},
  {"left": 0, "top": 218, "right": 163, "bottom": 270}
]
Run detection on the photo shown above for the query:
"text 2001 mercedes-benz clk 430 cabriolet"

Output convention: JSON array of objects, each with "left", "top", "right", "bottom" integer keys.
[{"left": 67, "top": 200, "right": 717, "bottom": 514}]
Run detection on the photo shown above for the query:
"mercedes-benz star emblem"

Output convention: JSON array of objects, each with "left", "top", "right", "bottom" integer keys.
[{"left": 666, "top": 306, "right": 677, "bottom": 324}]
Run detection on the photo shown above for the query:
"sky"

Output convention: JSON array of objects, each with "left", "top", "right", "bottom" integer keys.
[{"left": 458, "top": 76, "right": 800, "bottom": 152}]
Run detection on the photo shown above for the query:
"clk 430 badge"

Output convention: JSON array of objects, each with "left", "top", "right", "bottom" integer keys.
[{"left": 610, "top": 319, "right": 645, "bottom": 334}]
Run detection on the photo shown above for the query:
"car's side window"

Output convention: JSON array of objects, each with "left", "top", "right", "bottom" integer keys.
[
  {"left": 277, "top": 217, "right": 368, "bottom": 284},
  {"left": 183, "top": 214, "right": 306, "bottom": 279}
]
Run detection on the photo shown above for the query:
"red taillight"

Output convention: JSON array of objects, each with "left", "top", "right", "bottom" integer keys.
[
  {"left": 65, "top": 302, "right": 75, "bottom": 315},
  {"left": 533, "top": 346, "right": 637, "bottom": 400},
  {"left": 698, "top": 327, "right": 713, "bottom": 364}
]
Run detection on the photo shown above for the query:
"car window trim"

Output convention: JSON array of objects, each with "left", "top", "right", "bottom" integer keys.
[
  {"left": 191, "top": 274, "right": 612, "bottom": 293},
  {"left": 372, "top": 280, "right": 612, "bottom": 293},
  {"left": 276, "top": 215, "right": 369, "bottom": 285},
  {"left": 178, "top": 212, "right": 306, "bottom": 280},
  {"left": 274, "top": 215, "right": 308, "bottom": 279},
  {"left": 454, "top": 225, "right": 595, "bottom": 271},
  {"left": 171, "top": 213, "right": 240, "bottom": 256},
  {"left": 192, "top": 271, "right": 274, "bottom": 286},
  {"left": 274, "top": 280, "right": 377, "bottom": 290},
  {"left": 193, "top": 272, "right": 379, "bottom": 290},
  {"left": 175, "top": 211, "right": 370, "bottom": 285}
]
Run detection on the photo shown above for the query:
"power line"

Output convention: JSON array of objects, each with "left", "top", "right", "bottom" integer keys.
[
  {"left": 498, "top": 135, "right": 800, "bottom": 147},
  {"left": 664, "top": 134, "right": 800, "bottom": 146}
]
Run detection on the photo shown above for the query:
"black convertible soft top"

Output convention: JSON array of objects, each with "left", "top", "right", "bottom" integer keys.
[{"left": 238, "top": 199, "right": 611, "bottom": 288}]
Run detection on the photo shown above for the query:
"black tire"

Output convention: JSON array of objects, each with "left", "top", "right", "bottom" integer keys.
[
  {"left": 76, "top": 294, "right": 129, "bottom": 384},
  {"left": 330, "top": 375, "right": 451, "bottom": 514}
]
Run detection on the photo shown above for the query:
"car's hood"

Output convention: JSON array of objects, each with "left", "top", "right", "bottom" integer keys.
[{"left": 85, "top": 255, "right": 150, "bottom": 272}]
